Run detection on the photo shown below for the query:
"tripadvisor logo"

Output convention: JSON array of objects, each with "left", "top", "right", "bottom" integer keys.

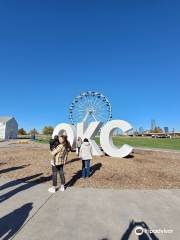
[{"left": 135, "top": 226, "right": 144, "bottom": 236}]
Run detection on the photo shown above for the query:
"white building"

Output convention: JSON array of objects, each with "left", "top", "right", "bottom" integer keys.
[{"left": 0, "top": 116, "right": 18, "bottom": 140}]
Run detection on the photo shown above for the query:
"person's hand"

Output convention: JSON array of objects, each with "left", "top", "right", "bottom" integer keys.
[
  {"left": 51, "top": 160, "right": 55, "bottom": 166},
  {"left": 129, "top": 220, "right": 135, "bottom": 229},
  {"left": 141, "top": 222, "right": 149, "bottom": 229}
]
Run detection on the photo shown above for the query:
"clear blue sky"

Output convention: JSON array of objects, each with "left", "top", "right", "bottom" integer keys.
[{"left": 0, "top": 0, "right": 179, "bottom": 132}]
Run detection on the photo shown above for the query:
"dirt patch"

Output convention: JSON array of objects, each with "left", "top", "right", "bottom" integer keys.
[{"left": 0, "top": 142, "right": 180, "bottom": 189}]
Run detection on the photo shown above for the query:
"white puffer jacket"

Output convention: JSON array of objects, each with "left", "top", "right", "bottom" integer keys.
[{"left": 80, "top": 142, "right": 93, "bottom": 160}]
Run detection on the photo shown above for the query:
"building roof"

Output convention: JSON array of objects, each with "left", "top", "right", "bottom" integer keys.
[{"left": 0, "top": 116, "right": 14, "bottom": 123}]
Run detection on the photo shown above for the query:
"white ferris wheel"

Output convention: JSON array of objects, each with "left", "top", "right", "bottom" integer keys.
[{"left": 69, "top": 91, "right": 112, "bottom": 125}]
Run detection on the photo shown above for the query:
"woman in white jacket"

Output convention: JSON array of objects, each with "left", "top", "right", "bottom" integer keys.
[{"left": 80, "top": 138, "right": 93, "bottom": 178}]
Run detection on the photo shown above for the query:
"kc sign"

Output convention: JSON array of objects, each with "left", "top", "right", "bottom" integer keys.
[{"left": 52, "top": 120, "right": 133, "bottom": 158}]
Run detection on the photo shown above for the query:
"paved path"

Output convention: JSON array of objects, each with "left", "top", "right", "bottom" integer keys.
[{"left": 0, "top": 177, "right": 180, "bottom": 240}]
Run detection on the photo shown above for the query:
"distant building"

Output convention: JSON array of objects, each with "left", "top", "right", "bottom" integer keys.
[
  {"left": 139, "top": 127, "right": 144, "bottom": 135},
  {"left": 0, "top": 116, "right": 18, "bottom": 140},
  {"left": 151, "top": 120, "right": 156, "bottom": 131},
  {"left": 164, "top": 127, "right": 169, "bottom": 134}
]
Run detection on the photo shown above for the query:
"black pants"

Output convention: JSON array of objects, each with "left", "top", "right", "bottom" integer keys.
[{"left": 52, "top": 164, "right": 65, "bottom": 186}]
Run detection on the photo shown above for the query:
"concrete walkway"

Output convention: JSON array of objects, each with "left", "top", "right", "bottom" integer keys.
[{"left": 0, "top": 177, "right": 180, "bottom": 240}]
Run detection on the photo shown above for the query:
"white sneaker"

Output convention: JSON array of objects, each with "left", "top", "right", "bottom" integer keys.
[
  {"left": 60, "top": 185, "right": 65, "bottom": 192},
  {"left": 48, "top": 186, "right": 56, "bottom": 193}
]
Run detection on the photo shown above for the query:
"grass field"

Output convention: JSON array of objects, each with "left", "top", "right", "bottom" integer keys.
[
  {"left": 18, "top": 135, "right": 180, "bottom": 151},
  {"left": 18, "top": 134, "right": 51, "bottom": 144},
  {"left": 96, "top": 136, "right": 180, "bottom": 151},
  {"left": 114, "top": 137, "right": 180, "bottom": 150}
]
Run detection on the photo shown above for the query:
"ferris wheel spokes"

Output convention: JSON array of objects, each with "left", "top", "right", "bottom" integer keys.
[{"left": 69, "top": 91, "right": 112, "bottom": 125}]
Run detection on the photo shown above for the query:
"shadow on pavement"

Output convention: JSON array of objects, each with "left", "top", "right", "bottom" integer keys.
[
  {"left": 100, "top": 220, "right": 159, "bottom": 240},
  {"left": 0, "top": 174, "right": 51, "bottom": 203},
  {"left": 121, "top": 220, "right": 159, "bottom": 240},
  {"left": 0, "top": 165, "right": 30, "bottom": 174},
  {"left": 0, "top": 173, "right": 43, "bottom": 191},
  {"left": 0, "top": 202, "right": 33, "bottom": 240},
  {"left": 65, "top": 169, "right": 82, "bottom": 187}
]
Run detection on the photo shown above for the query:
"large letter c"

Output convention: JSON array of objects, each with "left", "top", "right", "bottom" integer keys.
[{"left": 100, "top": 120, "right": 133, "bottom": 158}]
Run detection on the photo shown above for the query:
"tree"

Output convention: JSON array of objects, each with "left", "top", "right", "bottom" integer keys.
[
  {"left": 42, "top": 126, "right": 54, "bottom": 135},
  {"left": 18, "top": 128, "right": 27, "bottom": 135},
  {"left": 29, "top": 128, "right": 39, "bottom": 135}
]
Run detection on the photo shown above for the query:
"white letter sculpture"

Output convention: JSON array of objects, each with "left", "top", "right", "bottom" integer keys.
[
  {"left": 77, "top": 121, "right": 103, "bottom": 156},
  {"left": 53, "top": 119, "right": 133, "bottom": 158},
  {"left": 52, "top": 123, "right": 76, "bottom": 149},
  {"left": 100, "top": 120, "right": 133, "bottom": 158}
]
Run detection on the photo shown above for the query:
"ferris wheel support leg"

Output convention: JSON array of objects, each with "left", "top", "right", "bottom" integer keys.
[{"left": 82, "top": 112, "right": 90, "bottom": 123}]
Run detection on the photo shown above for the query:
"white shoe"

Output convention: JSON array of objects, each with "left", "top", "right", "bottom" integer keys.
[
  {"left": 48, "top": 186, "right": 56, "bottom": 193},
  {"left": 60, "top": 185, "right": 65, "bottom": 192}
]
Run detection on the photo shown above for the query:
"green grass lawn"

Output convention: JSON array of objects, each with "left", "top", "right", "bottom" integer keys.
[
  {"left": 36, "top": 134, "right": 51, "bottom": 144},
  {"left": 18, "top": 134, "right": 51, "bottom": 144},
  {"left": 104, "top": 137, "right": 180, "bottom": 150},
  {"left": 38, "top": 136, "right": 180, "bottom": 150},
  {"left": 18, "top": 134, "right": 180, "bottom": 151}
]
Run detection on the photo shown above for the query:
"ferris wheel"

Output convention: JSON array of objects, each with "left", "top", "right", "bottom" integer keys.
[{"left": 69, "top": 91, "right": 112, "bottom": 125}]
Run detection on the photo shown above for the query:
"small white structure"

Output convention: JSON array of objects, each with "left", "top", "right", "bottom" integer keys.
[{"left": 0, "top": 116, "right": 18, "bottom": 140}]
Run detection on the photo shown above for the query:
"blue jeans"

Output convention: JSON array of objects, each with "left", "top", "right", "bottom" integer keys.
[{"left": 82, "top": 160, "right": 90, "bottom": 178}]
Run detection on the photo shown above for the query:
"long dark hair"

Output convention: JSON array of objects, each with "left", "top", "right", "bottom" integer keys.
[{"left": 61, "top": 135, "right": 71, "bottom": 151}]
